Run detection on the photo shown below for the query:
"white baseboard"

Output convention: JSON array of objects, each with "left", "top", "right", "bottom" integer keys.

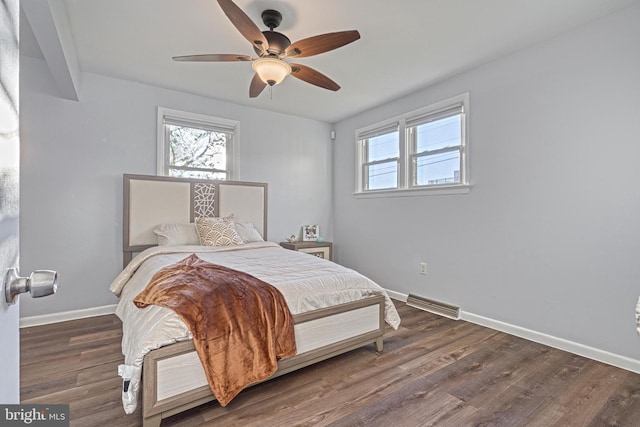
[
  {"left": 386, "top": 289, "right": 640, "bottom": 374},
  {"left": 20, "top": 304, "right": 117, "bottom": 328},
  {"left": 460, "top": 311, "right": 640, "bottom": 374}
]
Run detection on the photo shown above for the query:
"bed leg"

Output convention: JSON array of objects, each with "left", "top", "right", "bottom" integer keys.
[
  {"left": 143, "top": 414, "right": 162, "bottom": 427},
  {"left": 375, "top": 337, "right": 383, "bottom": 352}
]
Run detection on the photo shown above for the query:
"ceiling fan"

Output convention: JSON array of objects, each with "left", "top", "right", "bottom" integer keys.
[{"left": 172, "top": 0, "right": 361, "bottom": 98}]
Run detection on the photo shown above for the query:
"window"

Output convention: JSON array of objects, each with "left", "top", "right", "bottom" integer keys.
[
  {"left": 157, "top": 107, "right": 238, "bottom": 180},
  {"left": 361, "top": 123, "right": 399, "bottom": 190},
  {"left": 407, "top": 105, "right": 464, "bottom": 187},
  {"left": 355, "top": 93, "right": 469, "bottom": 197}
]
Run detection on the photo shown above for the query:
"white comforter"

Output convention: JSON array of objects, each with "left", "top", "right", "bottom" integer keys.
[{"left": 110, "top": 241, "right": 401, "bottom": 412}]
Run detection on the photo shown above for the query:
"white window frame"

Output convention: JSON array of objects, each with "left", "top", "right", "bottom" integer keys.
[
  {"left": 157, "top": 107, "right": 239, "bottom": 180},
  {"left": 354, "top": 93, "right": 469, "bottom": 198}
]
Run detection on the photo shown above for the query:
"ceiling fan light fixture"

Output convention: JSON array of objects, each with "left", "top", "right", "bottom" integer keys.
[{"left": 252, "top": 57, "right": 292, "bottom": 86}]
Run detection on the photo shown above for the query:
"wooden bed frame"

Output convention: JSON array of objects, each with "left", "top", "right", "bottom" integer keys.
[{"left": 122, "top": 174, "right": 387, "bottom": 427}]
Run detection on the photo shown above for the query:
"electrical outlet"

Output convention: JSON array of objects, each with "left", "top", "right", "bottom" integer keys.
[{"left": 420, "top": 262, "right": 427, "bottom": 275}]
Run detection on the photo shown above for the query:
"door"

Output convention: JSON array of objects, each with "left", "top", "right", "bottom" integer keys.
[{"left": 0, "top": 0, "right": 21, "bottom": 404}]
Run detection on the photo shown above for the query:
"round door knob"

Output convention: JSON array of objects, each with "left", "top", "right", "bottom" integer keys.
[{"left": 3, "top": 268, "right": 58, "bottom": 305}]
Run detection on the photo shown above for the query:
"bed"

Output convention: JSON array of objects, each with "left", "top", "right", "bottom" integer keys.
[{"left": 110, "top": 174, "right": 401, "bottom": 427}]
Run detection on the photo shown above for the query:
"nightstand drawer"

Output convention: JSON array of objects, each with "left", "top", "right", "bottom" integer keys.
[
  {"left": 298, "top": 246, "right": 331, "bottom": 259},
  {"left": 280, "top": 241, "right": 333, "bottom": 261}
]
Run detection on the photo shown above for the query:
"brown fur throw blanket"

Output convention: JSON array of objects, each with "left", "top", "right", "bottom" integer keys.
[{"left": 133, "top": 254, "right": 296, "bottom": 406}]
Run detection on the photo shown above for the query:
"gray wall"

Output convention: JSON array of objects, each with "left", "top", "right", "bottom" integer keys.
[
  {"left": 19, "top": 58, "right": 332, "bottom": 317},
  {"left": 333, "top": 5, "right": 640, "bottom": 360}
]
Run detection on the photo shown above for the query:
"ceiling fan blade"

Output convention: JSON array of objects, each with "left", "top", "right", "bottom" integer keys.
[
  {"left": 290, "top": 64, "right": 340, "bottom": 91},
  {"left": 217, "top": 0, "right": 269, "bottom": 54},
  {"left": 249, "top": 73, "right": 267, "bottom": 98},
  {"left": 172, "top": 54, "right": 252, "bottom": 62},
  {"left": 285, "top": 30, "right": 360, "bottom": 58}
]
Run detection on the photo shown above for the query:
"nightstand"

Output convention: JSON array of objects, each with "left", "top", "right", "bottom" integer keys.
[{"left": 280, "top": 241, "right": 333, "bottom": 261}]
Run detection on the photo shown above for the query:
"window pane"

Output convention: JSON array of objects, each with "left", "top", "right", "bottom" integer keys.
[
  {"left": 415, "top": 115, "right": 461, "bottom": 153},
  {"left": 168, "top": 168, "right": 226, "bottom": 180},
  {"left": 168, "top": 125, "right": 227, "bottom": 170},
  {"left": 366, "top": 161, "right": 397, "bottom": 190},
  {"left": 367, "top": 131, "right": 399, "bottom": 162},
  {"left": 414, "top": 151, "right": 460, "bottom": 186}
]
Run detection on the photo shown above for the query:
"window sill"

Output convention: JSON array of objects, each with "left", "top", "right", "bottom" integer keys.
[{"left": 353, "top": 184, "right": 470, "bottom": 199}]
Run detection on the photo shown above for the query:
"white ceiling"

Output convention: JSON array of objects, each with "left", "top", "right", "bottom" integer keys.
[{"left": 20, "top": 0, "right": 640, "bottom": 123}]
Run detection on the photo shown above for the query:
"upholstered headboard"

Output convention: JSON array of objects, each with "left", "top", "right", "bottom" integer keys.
[{"left": 123, "top": 174, "right": 268, "bottom": 267}]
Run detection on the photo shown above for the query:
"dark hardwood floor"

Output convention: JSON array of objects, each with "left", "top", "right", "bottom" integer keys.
[{"left": 20, "top": 301, "right": 640, "bottom": 426}]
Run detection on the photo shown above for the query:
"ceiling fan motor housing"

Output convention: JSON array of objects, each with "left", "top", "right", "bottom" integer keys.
[{"left": 255, "top": 31, "right": 291, "bottom": 56}]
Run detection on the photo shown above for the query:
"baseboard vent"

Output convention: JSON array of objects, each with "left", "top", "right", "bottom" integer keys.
[{"left": 406, "top": 294, "right": 460, "bottom": 320}]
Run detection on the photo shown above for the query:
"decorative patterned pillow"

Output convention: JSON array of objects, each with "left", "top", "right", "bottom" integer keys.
[{"left": 195, "top": 217, "right": 244, "bottom": 246}]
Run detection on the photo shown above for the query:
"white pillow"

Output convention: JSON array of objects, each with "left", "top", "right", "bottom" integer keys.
[
  {"left": 195, "top": 217, "right": 244, "bottom": 246},
  {"left": 153, "top": 223, "right": 200, "bottom": 246},
  {"left": 234, "top": 222, "right": 264, "bottom": 243}
]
